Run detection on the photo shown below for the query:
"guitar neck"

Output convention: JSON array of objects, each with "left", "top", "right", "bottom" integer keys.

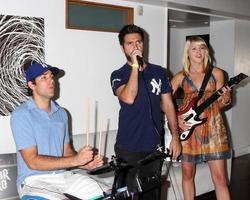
[{"left": 195, "top": 90, "right": 221, "bottom": 115}]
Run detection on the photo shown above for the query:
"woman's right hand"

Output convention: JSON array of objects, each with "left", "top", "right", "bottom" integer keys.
[{"left": 178, "top": 114, "right": 192, "bottom": 131}]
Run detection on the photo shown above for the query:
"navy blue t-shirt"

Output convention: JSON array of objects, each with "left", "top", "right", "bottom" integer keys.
[{"left": 111, "top": 63, "right": 172, "bottom": 152}]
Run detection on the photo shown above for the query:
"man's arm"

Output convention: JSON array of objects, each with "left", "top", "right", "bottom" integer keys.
[
  {"left": 161, "top": 93, "right": 181, "bottom": 160},
  {"left": 115, "top": 67, "right": 139, "bottom": 104},
  {"left": 20, "top": 144, "right": 94, "bottom": 171},
  {"left": 170, "top": 72, "right": 183, "bottom": 95},
  {"left": 64, "top": 143, "right": 77, "bottom": 157}
]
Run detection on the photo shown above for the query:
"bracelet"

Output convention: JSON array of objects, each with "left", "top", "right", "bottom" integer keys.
[
  {"left": 222, "top": 99, "right": 231, "bottom": 106},
  {"left": 131, "top": 63, "right": 139, "bottom": 69}
]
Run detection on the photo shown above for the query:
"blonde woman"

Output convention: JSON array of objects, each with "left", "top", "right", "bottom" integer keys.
[{"left": 171, "top": 36, "right": 231, "bottom": 200}]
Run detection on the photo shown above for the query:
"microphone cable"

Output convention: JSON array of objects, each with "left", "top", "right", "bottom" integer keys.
[{"left": 140, "top": 65, "right": 161, "bottom": 139}]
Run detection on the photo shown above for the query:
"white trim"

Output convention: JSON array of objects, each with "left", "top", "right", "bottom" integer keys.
[
  {"left": 163, "top": 7, "right": 168, "bottom": 68},
  {"left": 233, "top": 146, "right": 250, "bottom": 157},
  {"left": 0, "top": 197, "right": 19, "bottom": 200},
  {"left": 167, "top": 7, "right": 232, "bottom": 20}
]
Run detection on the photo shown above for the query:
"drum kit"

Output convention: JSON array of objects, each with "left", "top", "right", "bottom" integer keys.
[{"left": 87, "top": 146, "right": 171, "bottom": 200}]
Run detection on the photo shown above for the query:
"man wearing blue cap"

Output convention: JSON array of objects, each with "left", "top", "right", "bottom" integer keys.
[{"left": 11, "top": 63, "right": 108, "bottom": 199}]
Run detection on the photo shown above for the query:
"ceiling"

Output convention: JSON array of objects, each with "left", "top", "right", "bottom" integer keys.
[{"left": 168, "top": 9, "right": 230, "bottom": 29}]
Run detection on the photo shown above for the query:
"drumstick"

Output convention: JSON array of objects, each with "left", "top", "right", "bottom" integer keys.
[
  {"left": 86, "top": 99, "right": 90, "bottom": 146},
  {"left": 98, "top": 116, "right": 103, "bottom": 156}
]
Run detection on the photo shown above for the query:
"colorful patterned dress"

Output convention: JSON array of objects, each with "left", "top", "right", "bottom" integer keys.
[{"left": 179, "top": 75, "right": 231, "bottom": 163}]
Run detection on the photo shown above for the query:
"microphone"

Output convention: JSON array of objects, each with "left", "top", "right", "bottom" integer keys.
[{"left": 136, "top": 55, "right": 143, "bottom": 67}]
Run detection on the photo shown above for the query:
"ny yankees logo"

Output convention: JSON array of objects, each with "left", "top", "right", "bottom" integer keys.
[{"left": 150, "top": 78, "right": 161, "bottom": 95}]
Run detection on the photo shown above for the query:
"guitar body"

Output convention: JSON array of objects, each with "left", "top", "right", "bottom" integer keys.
[{"left": 178, "top": 97, "right": 207, "bottom": 141}]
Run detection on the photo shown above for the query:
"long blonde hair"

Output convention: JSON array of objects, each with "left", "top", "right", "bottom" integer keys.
[{"left": 182, "top": 36, "right": 211, "bottom": 75}]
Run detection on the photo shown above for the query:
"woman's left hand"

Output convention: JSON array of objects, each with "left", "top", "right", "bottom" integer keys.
[{"left": 218, "top": 86, "right": 231, "bottom": 106}]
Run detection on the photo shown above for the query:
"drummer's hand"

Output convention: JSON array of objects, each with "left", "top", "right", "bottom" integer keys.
[
  {"left": 81, "top": 155, "right": 104, "bottom": 170},
  {"left": 76, "top": 146, "right": 93, "bottom": 166}
]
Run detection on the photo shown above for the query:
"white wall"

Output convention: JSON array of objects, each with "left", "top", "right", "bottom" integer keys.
[
  {"left": 210, "top": 20, "right": 235, "bottom": 77},
  {"left": 209, "top": 20, "right": 235, "bottom": 136},
  {"left": 210, "top": 19, "right": 250, "bottom": 157},
  {"left": 0, "top": 0, "right": 167, "bottom": 153},
  {"left": 231, "top": 20, "right": 250, "bottom": 156}
]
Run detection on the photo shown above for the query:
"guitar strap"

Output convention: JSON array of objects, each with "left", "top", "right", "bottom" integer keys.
[{"left": 197, "top": 65, "right": 214, "bottom": 100}]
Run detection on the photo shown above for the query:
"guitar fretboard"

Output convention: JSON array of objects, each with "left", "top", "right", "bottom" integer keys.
[{"left": 195, "top": 90, "right": 221, "bottom": 115}]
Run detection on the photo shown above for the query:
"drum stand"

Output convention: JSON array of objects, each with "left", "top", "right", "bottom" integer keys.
[
  {"left": 104, "top": 147, "right": 171, "bottom": 200},
  {"left": 103, "top": 156, "right": 131, "bottom": 200},
  {"left": 88, "top": 146, "right": 171, "bottom": 200}
]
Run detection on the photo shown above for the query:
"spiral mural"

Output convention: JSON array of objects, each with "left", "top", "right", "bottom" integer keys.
[{"left": 0, "top": 15, "right": 44, "bottom": 116}]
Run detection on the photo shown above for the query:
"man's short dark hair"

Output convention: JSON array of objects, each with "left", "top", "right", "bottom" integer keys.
[
  {"left": 118, "top": 24, "right": 144, "bottom": 46},
  {"left": 27, "top": 79, "right": 35, "bottom": 96},
  {"left": 23, "top": 61, "right": 37, "bottom": 96}
]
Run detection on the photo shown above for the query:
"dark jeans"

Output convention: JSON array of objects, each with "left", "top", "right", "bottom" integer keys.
[{"left": 114, "top": 143, "right": 162, "bottom": 200}]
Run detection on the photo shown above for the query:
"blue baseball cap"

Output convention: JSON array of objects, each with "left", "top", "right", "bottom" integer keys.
[{"left": 26, "top": 63, "right": 60, "bottom": 82}]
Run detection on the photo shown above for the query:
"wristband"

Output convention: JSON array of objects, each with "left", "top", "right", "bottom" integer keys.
[
  {"left": 222, "top": 99, "right": 231, "bottom": 106},
  {"left": 131, "top": 63, "right": 139, "bottom": 69}
]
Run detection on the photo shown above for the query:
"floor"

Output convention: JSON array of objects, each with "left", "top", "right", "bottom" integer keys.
[{"left": 196, "top": 154, "right": 250, "bottom": 200}]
